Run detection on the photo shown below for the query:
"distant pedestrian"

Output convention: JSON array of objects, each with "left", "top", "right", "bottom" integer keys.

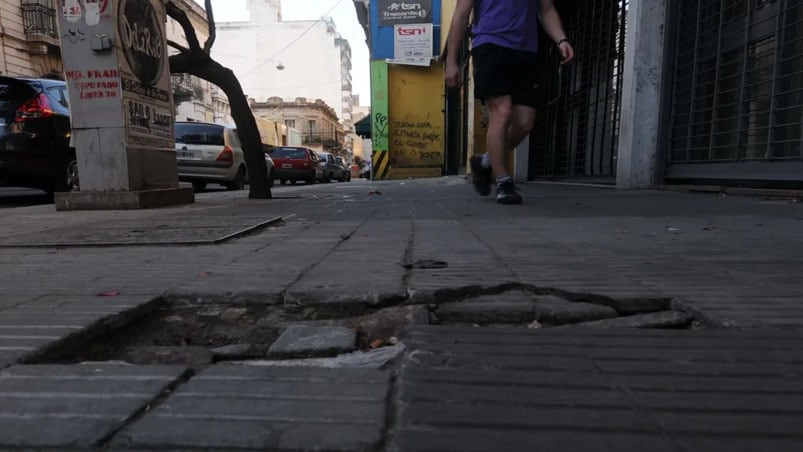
[{"left": 446, "top": 0, "right": 574, "bottom": 204}]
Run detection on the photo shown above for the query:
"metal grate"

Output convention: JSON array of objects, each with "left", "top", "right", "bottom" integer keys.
[
  {"left": 531, "top": 0, "right": 628, "bottom": 179},
  {"left": 667, "top": 0, "right": 803, "bottom": 179}
]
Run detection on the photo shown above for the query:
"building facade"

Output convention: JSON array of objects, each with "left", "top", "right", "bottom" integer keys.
[
  {"left": 529, "top": 0, "right": 803, "bottom": 187},
  {"left": 0, "top": 0, "right": 63, "bottom": 78},
  {"left": 0, "top": 0, "right": 231, "bottom": 124},
  {"left": 213, "top": 0, "right": 356, "bottom": 138},
  {"left": 251, "top": 96, "right": 347, "bottom": 156},
  {"left": 166, "top": 0, "right": 232, "bottom": 124},
  {"left": 356, "top": 0, "right": 803, "bottom": 187},
  {"left": 355, "top": 0, "right": 448, "bottom": 180}
]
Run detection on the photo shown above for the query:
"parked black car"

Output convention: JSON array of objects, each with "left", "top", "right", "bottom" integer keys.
[{"left": 0, "top": 76, "right": 77, "bottom": 193}]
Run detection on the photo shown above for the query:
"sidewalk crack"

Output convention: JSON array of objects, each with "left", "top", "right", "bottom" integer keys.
[{"left": 95, "top": 367, "right": 195, "bottom": 449}]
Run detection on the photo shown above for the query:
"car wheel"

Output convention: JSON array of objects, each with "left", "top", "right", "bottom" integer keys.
[
  {"left": 52, "top": 155, "right": 79, "bottom": 193},
  {"left": 305, "top": 176, "right": 315, "bottom": 185},
  {"left": 280, "top": 179, "right": 287, "bottom": 185},
  {"left": 192, "top": 181, "right": 207, "bottom": 192},
  {"left": 64, "top": 156, "right": 79, "bottom": 192},
  {"left": 226, "top": 166, "right": 247, "bottom": 191},
  {"left": 290, "top": 179, "right": 297, "bottom": 185},
  {"left": 268, "top": 169, "right": 275, "bottom": 188}
]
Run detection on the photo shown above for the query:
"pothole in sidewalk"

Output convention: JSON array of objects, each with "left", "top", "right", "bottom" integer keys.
[
  {"left": 37, "top": 286, "right": 701, "bottom": 371},
  {"left": 46, "top": 298, "right": 426, "bottom": 370},
  {"left": 427, "top": 286, "right": 703, "bottom": 330}
]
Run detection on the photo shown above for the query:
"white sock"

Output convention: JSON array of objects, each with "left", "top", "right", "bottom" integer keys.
[
  {"left": 496, "top": 176, "right": 512, "bottom": 185},
  {"left": 481, "top": 153, "right": 492, "bottom": 169}
]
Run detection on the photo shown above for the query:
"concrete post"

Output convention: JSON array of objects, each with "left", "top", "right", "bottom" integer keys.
[
  {"left": 616, "top": 0, "right": 667, "bottom": 189},
  {"left": 54, "top": 0, "right": 193, "bottom": 210}
]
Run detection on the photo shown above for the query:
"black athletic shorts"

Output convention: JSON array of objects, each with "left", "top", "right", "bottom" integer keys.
[{"left": 472, "top": 43, "right": 544, "bottom": 107}]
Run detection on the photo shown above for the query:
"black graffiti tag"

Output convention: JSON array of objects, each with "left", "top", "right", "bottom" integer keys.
[
  {"left": 374, "top": 112, "right": 389, "bottom": 140},
  {"left": 63, "top": 29, "right": 86, "bottom": 44}
]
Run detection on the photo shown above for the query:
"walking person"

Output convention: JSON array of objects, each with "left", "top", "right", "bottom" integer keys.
[{"left": 445, "top": 0, "right": 575, "bottom": 204}]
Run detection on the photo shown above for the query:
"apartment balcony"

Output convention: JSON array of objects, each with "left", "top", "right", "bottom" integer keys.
[
  {"left": 21, "top": 0, "right": 60, "bottom": 53},
  {"left": 172, "top": 74, "right": 203, "bottom": 104},
  {"left": 302, "top": 131, "right": 343, "bottom": 149},
  {"left": 211, "top": 89, "right": 227, "bottom": 103}
]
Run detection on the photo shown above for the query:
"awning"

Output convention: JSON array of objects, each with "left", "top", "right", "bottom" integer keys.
[{"left": 355, "top": 113, "right": 371, "bottom": 138}]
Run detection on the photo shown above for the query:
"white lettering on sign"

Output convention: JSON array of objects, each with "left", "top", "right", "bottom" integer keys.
[{"left": 120, "top": 16, "right": 163, "bottom": 59}]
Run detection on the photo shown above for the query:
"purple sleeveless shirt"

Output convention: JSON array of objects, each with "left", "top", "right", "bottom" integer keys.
[{"left": 471, "top": 0, "right": 540, "bottom": 53}]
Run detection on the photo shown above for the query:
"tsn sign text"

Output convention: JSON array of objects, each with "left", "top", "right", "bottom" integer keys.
[{"left": 397, "top": 26, "right": 427, "bottom": 36}]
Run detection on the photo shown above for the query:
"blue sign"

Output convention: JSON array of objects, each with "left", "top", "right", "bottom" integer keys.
[{"left": 370, "top": 0, "right": 441, "bottom": 60}]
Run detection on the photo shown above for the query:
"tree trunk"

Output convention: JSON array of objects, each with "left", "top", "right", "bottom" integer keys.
[{"left": 168, "top": 54, "right": 270, "bottom": 199}]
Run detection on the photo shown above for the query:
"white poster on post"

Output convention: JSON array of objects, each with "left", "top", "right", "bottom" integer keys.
[{"left": 394, "top": 23, "right": 433, "bottom": 60}]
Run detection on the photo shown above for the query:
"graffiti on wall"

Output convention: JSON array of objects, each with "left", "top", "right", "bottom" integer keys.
[{"left": 390, "top": 113, "right": 442, "bottom": 166}]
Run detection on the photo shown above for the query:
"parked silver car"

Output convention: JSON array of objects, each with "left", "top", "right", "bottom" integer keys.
[
  {"left": 317, "top": 152, "right": 348, "bottom": 183},
  {"left": 334, "top": 155, "right": 351, "bottom": 182},
  {"left": 175, "top": 122, "right": 244, "bottom": 192},
  {"left": 175, "top": 122, "right": 274, "bottom": 192}
]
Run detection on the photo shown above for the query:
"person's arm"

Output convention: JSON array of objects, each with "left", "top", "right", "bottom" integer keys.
[
  {"left": 538, "top": 0, "right": 575, "bottom": 64},
  {"left": 445, "top": 0, "right": 474, "bottom": 88}
]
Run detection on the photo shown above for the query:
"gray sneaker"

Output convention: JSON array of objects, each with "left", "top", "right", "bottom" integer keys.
[
  {"left": 496, "top": 180, "right": 522, "bottom": 204},
  {"left": 470, "top": 155, "right": 492, "bottom": 196}
]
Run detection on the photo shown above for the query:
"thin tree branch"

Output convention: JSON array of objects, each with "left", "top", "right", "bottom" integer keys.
[
  {"left": 167, "top": 39, "right": 191, "bottom": 54},
  {"left": 203, "top": 0, "right": 216, "bottom": 54},
  {"left": 166, "top": 1, "right": 202, "bottom": 54}
]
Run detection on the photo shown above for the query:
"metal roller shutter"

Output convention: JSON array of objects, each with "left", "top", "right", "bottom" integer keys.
[{"left": 666, "top": 0, "right": 803, "bottom": 184}]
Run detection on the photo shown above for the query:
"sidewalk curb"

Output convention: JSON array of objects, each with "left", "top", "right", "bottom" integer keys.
[{"left": 0, "top": 216, "right": 283, "bottom": 249}]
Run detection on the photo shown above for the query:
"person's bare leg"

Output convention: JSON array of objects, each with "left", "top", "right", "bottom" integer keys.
[
  {"left": 507, "top": 105, "right": 536, "bottom": 149},
  {"left": 484, "top": 95, "right": 514, "bottom": 179}
]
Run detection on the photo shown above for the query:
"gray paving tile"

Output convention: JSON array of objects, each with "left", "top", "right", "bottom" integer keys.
[
  {"left": 390, "top": 326, "right": 803, "bottom": 451},
  {"left": 0, "top": 364, "right": 186, "bottom": 448},
  {"left": 115, "top": 365, "right": 390, "bottom": 450}
]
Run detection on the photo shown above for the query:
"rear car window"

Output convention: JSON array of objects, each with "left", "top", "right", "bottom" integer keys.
[
  {"left": 0, "top": 81, "right": 36, "bottom": 113},
  {"left": 175, "top": 123, "right": 225, "bottom": 145},
  {"left": 272, "top": 148, "right": 308, "bottom": 158},
  {"left": 46, "top": 86, "right": 70, "bottom": 114}
]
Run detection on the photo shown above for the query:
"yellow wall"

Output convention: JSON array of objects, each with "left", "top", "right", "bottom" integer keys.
[
  {"left": 256, "top": 118, "right": 280, "bottom": 147},
  {"left": 387, "top": 63, "right": 445, "bottom": 179}
]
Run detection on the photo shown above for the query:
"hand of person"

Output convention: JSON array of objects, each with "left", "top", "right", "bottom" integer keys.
[
  {"left": 559, "top": 41, "right": 575, "bottom": 65},
  {"left": 445, "top": 60, "right": 463, "bottom": 89}
]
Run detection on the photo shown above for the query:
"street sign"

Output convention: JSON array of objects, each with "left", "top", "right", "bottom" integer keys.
[{"left": 378, "top": 0, "right": 432, "bottom": 26}]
